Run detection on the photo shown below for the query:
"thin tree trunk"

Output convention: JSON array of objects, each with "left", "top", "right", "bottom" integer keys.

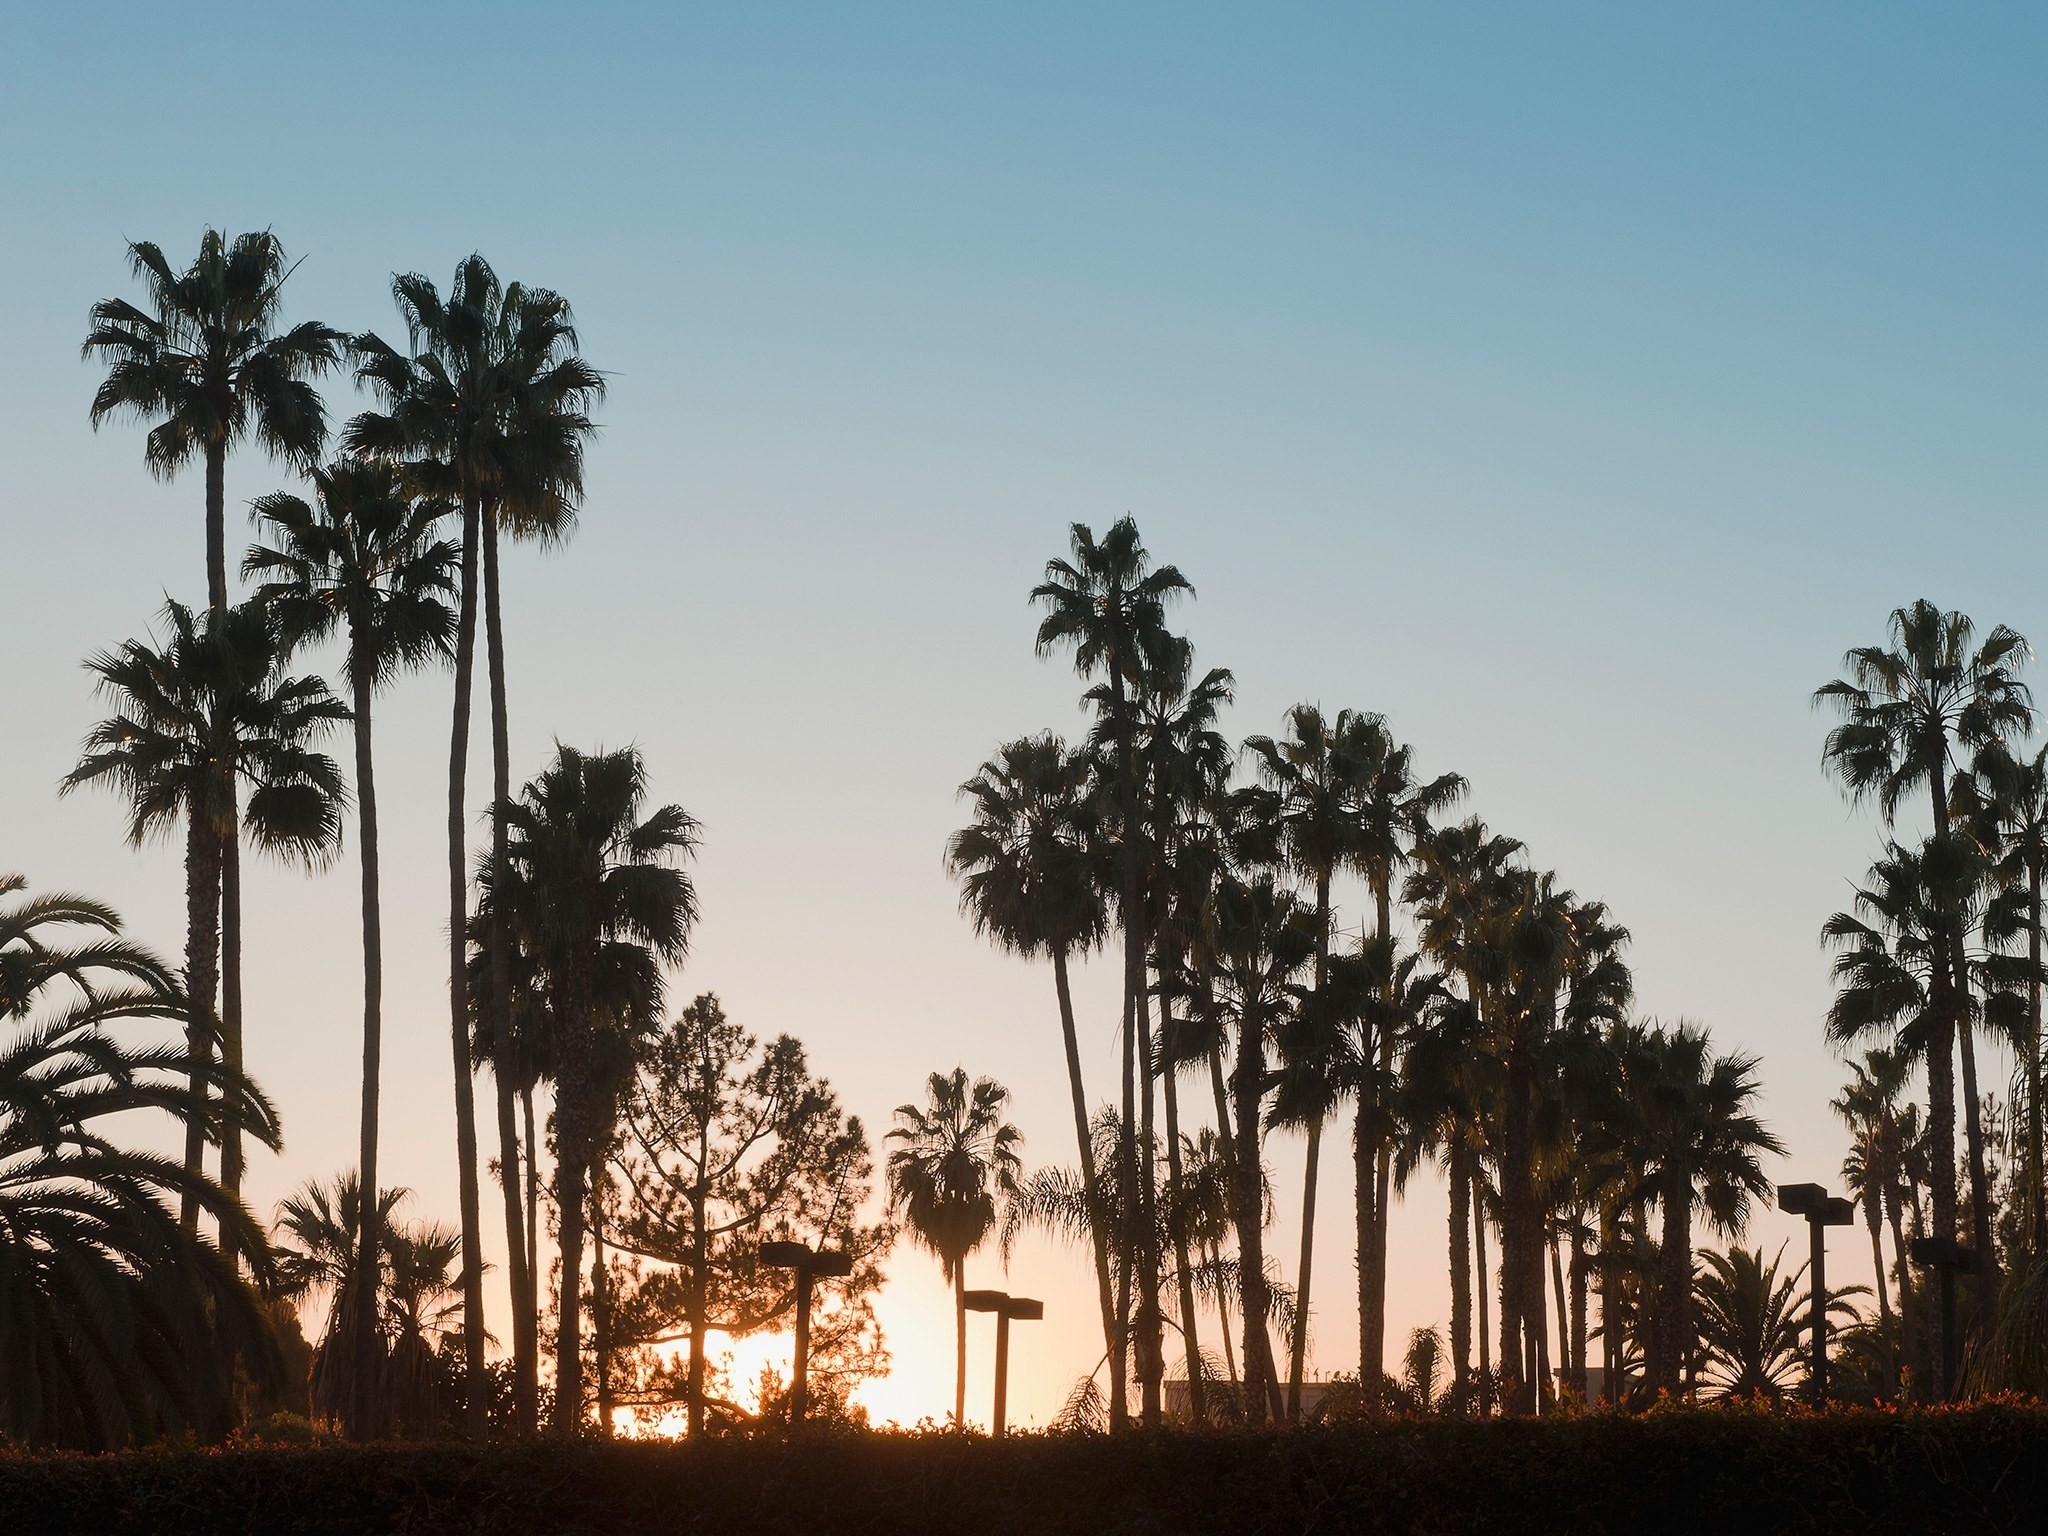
[
  {"left": 1549, "top": 1225, "right": 1569, "bottom": 1401},
  {"left": 481, "top": 510, "right": 537, "bottom": 1434},
  {"left": 218, "top": 814, "right": 245, "bottom": 1229},
  {"left": 1357, "top": 1105, "right": 1377, "bottom": 1403},
  {"left": 524, "top": 1084, "right": 541, "bottom": 1289},
  {"left": 349, "top": 657, "right": 384, "bottom": 1441},
  {"left": 955, "top": 1265, "right": 968, "bottom": 1427},
  {"left": 204, "top": 439, "right": 227, "bottom": 611},
  {"left": 1160, "top": 1019, "right": 1206, "bottom": 1422},
  {"left": 1448, "top": 1141, "right": 1471, "bottom": 1413},
  {"left": 1475, "top": 1182, "right": 1493, "bottom": 1409},
  {"left": 447, "top": 494, "right": 488, "bottom": 1436},
  {"left": 1659, "top": 1170, "right": 1692, "bottom": 1395},
  {"left": 1232, "top": 1006, "right": 1280, "bottom": 1425},
  {"left": 592, "top": 1190, "right": 613, "bottom": 1438},
  {"left": 686, "top": 1152, "right": 710, "bottom": 1436},
  {"left": 181, "top": 814, "right": 222, "bottom": 1231},
  {"left": 1569, "top": 1222, "right": 1588, "bottom": 1395},
  {"left": 1885, "top": 1179, "right": 1912, "bottom": 1395},
  {"left": 1365, "top": 881, "right": 1396, "bottom": 1388},
  {"left": 1207, "top": 1238, "right": 1240, "bottom": 1389},
  {"left": 1599, "top": 1205, "right": 1620, "bottom": 1403},
  {"left": 1958, "top": 1018, "right": 1995, "bottom": 1279},
  {"left": 1116, "top": 972, "right": 1135, "bottom": 1427},
  {"left": 1135, "top": 961, "right": 1163, "bottom": 1424},
  {"left": 552, "top": 951, "right": 594, "bottom": 1437},
  {"left": 1287, "top": 1116, "right": 1321, "bottom": 1422},
  {"left": 2032, "top": 856, "right": 2045, "bottom": 1249},
  {"left": 1053, "top": 948, "right": 1122, "bottom": 1424}
]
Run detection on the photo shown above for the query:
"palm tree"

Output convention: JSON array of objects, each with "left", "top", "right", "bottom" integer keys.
[
  {"left": 1692, "top": 1245, "right": 1860, "bottom": 1399},
  {"left": 947, "top": 734, "right": 1117, "bottom": 1406},
  {"left": 1201, "top": 870, "right": 1315, "bottom": 1423},
  {"left": 494, "top": 744, "right": 698, "bottom": 1435},
  {"left": 887, "top": 1068, "right": 1025, "bottom": 1427},
  {"left": 273, "top": 1171, "right": 408, "bottom": 1428},
  {"left": 349, "top": 257, "right": 592, "bottom": 1430},
  {"left": 1033, "top": 517, "right": 1190, "bottom": 1427},
  {"left": 0, "top": 875, "right": 281, "bottom": 1448},
  {"left": 246, "top": 460, "right": 456, "bottom": 1436},
  {"left": 84, "top": 230, "right": 341, "bottom": 611},
  {"left": 1974, "top": 740, "right": 2048, "bottom": 1245},
  {"left": 1817, "top": 601, "right": 2033, "bottom": 1384},
  {"left": 1347, "top": 724, "right": 1464, "bottom": 1387},
  {"left": 63, "top": 601, "right": 345, "bottom": 1224},
  {"left": 1240, "top": 704, "right": 1375, "bottom": 1418},
  {"left": 1833, "top": 1052, "right": 1906, "bottom": 1386},
  {"left": 1619, "top": 1022, "right": 1782, "bottom": 1393}
]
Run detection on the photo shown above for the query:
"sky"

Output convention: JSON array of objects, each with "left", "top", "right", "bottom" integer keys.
[{"left": 2, "top": 3, "right": 2045, "bottom": 1428}]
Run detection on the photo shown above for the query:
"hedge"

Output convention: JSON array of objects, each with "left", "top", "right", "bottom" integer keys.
[{"left": 1, "top": 1403, "right": 2042, "bottom": 1536}]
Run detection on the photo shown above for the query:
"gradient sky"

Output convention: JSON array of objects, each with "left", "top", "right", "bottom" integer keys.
[{"left": 3, "top": 3, "right": 2045, "bottom": 1427}]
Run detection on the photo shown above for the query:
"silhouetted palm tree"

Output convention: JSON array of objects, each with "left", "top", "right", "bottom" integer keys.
[
  {"left": 1617, "top": 1022, "right": 1781, "bottom": 1393},
  {"left": 1033, "top": 517, "right": 1189, "bottom": 1428},
  {"left": 1974, "top": 739, "right": 2048, "bottom": 1245},
  {"left": 887, "top": 1068, "right": 1024, "bottom": 1427},
  {"left": 495, "top": 744, "right": 697, "bottom": 1435},
  {"left": 1818, "top": 601, "right": 2032, "bottom": 1384},
  {"left": 247, "top": 460, "right": 456, "bottom": 1435},
  {"left": 64, "top": 601, "right": 345, "bottom": 1225},
  {"left": 948, "top": 734, "right": 1117, "bottom": 1399},
  {"left": 349, "top": 256, "right": 592, "bottom": 1429},
  {"left": 0, "top": 875, "right": 281, "bottom": 1448},
  {"left": 1692, "top": 1244, "right": 1859, "bottom": 1399},
  {"left": 84, "top": 230, "right": 341, "bottom": 611}
]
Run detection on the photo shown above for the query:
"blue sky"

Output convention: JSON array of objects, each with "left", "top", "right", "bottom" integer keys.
[{"left": 3, "top": 3, "right": 2044, "bottom": 1423}]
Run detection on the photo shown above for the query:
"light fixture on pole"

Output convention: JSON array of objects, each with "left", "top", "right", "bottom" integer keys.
[
  {"left": 761, "top": 1240, "right": 853, "bottom": 1423},
  {"left": 963, "top": 1289, "right": 1043, "bottom": 1436},
  {"left": 1778, "top": 1182, "right": 1856, "bottom": 1402}
]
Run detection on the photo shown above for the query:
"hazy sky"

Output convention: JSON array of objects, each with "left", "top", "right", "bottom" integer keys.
[{"left": 3, "top": 3, "right": 2044, "bottom": 1427}]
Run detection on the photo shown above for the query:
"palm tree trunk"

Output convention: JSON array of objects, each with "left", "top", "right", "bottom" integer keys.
[
  {"left": 181, "top": 813, "right": 222, "bottom": 1232},
  {"left": 1957, "top": 1018, "right": 1995, "bottom": 1277},
  {"left": 218, "top": 813, "right": 245, "bottom": 1228},
  {"left": 1135, "top": 965, "right": 1163, "bottom": 1425},
  {"left": 1232, "top": 1008, "right": 1279, "bottom": 1425},
  {"left": 1365, "top": 881, "right": 1396, "bottom": 1389},
  {"left": 1475, "top": 1180, "right": 1492, "bottom": 1406},
  {"left": 954, "top": 1265, "right": 968, "bottom": 1427},
  {"left": 1207, "top": 1238, "right": 1240, "bottom": 1389},
  {"left": 446, "top": 494, "right": 488, "bottom": 1436},
  {"left": 592, "top": 1190, "right": 613, "bottom": 1438},
  {"left": 1109, "top": 670, "right": 1160, "bottom": 1427},
  {"left": 1549, "top": 1225, "right": 1569, "bottom": 1400},
  {"left": 1160, "top": 1026, "right": 1206, "bottom": 1422},
  {"left": 1053, "top": 947, "right": 1121, "bottom": 1424},
  {"left": 552, "top": 949, "right": 595, "bottom": 1437},
  {"left": 349, "top": 655, "right": 384, "bottom": 1441},
  {"left": 1885, "top": 1178, "right": 1912, "bottom": 1394},
  {"left": 1659, "top": 1169, "right": 1692, "bottom": 1395},
  {"left": 1599, "top": 1205, "right": 1620, "bottom": 1403},
  {"left": 204, "top": 438, "right": 227, "bottom": 612},
  {"left": 1116, "top": 980, "right": 1135, "bottom": 1425},
  {"left": 1569, "top": 1222, "right": 1588, "bottom": 1394},
  {"left": 524, "top": 1084, "right": 541, "bottom": 1288},
  {"left": 1357, "top": 1106, "right": 1377, "bottom": 1402},
  {"left": 1448, "top": 1141, "right": 1471, "bottom": 1413},
  {"left": 481, "top": 510, "right": 538, "bottom": 1434},
  {"left": 1287, "top": 1115, "right": 1321, "bottom": 1422},
  {"left": 1865, "top": 1186, "right": 1894, "bottom": 1341}
]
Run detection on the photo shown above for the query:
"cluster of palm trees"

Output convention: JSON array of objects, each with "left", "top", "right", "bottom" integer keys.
[
  {"left": 951, "top": 518, "right": 1790, "bottom": 1425},
  {"left": 45, "top": 227, "right": 691, "bottom": 1442},
  {"left": 1817, "top": 601, "right": 2048, "bottom": 1399}
]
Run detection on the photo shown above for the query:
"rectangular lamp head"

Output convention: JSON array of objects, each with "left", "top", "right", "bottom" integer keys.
[
  {"left": 1778, "top": 1183, "right": 1826, "bottom": 1216},
  {"left": 760, "top": 1241, "right": 811, "bottom": 1268},
  {"left": 962, "top": 1289, "right": 1008, "bottom": 1312}
]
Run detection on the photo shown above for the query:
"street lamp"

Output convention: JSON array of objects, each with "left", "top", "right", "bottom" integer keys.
[
  {"left": 962, "top": 1289, "right": 1043, "bottom": 1437},
  {"left": 761, "top": 1240, "right": 853, "bottom": 1423},
  {"left": 1778, "top": 1182, "right": 1855, "bottom": 1402}
]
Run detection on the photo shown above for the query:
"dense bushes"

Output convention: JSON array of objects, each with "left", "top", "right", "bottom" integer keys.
[{"left": 2, "top": 1403, "right": 2042, "bottom": 1536}]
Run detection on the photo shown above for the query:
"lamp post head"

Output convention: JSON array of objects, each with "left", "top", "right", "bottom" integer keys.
[
  {"left": 1003, "top": 1297, "right": 1043, "bottom": 1322},
  {"left": 811, "top": 1250, "right": 854, "bottom": 1279},
  {"left": 1778, "top": 1183, "right": 1827, "bottom": 1217},
  {"left": 962, "top": 1289, "right": 1008, "bottom": 1313},
  {"left": 760, "top": 1240, "right": 812, "bottom": 1269},
  {"left": 1820, "top": 1197, "right": 1857, "bottom": 1228}
]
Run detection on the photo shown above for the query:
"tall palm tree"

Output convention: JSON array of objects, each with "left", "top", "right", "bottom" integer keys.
[
  {"left": 1241, "top": 703, "right": 1375, "bottom": 1418},
  {"left": 947, "top": 734, "right": 1117, "bottom": 1407},
  {"left": 886, "top": 1068, "right": 1025, "bottom": 1427},
  {"left": 1974, "top": 740, "right": 2048, "bottom": 1246},
  {"left": 1619, "top": 1022, "right": 1782, "bottom": 1393},
  {"left": 84, "top": 230, "right": 341, "bottom": 611},
  {"left": 273, "top": 1171, "right": 408, "bottom": 1429},
  {"left": 349, "top": 257, "right": 584, "bottom": 1429},
  {"left": 1817, "top": 600, "right": 2032, "bottom": 1386},
  {"left": 1033, "top": 516, "right": 1191, "bottom": 1427},
  {"left": 247, "top": 460, "right": 458, "bottom": 1435},
  {"left": 1201, "top": 870, "right": 1315, "bottom": 1423},
  {"left": 494, "top": 744, "right": 697, "bottom": 1436},
  {"left": 63, "top": 601, "right": 345, "bottom": 1225},
  {"left": 0, "top": 874, "right": 281, "bottom": 1448},
  {"left": 1833, "top": 1053, "right": 1904, "bottom": 1384}
]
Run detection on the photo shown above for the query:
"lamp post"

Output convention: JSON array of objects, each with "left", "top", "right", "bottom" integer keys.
[
  {"left": 1778, "top": 1183, "right": 1856, "bottom": 1402},
  {"left": 963, "top": 1289, "right": 1043, "bottom": 1436},
  {"left": 1907, "top": 1235, "right": 1981, "bottom": 1399},
  {"left": 761, "top": 1240, "right": 853, "bottom": 1423}
]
